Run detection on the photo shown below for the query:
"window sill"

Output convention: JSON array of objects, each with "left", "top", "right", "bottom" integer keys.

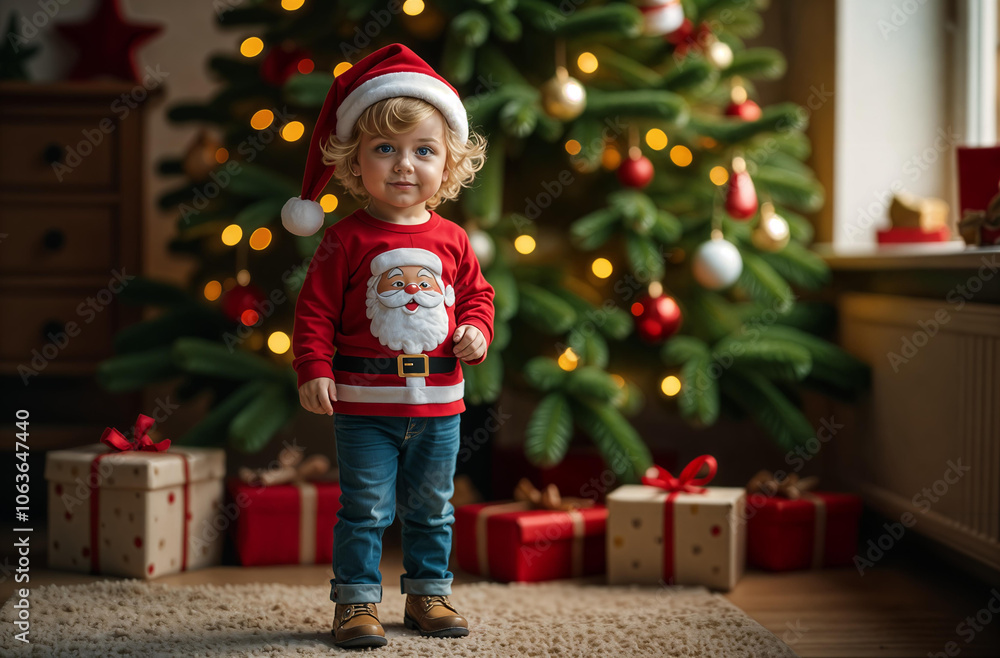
[{"left": 815, "top": 241, "right": 1000, "bottom": 270}]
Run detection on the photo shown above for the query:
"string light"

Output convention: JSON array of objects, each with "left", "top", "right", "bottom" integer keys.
[
  {"left": 249, "top": 228, "right": 272, "bottom": 251},
  {"left": 236, "top": 269, "right": 251, "bottom": 285},
  {"left": 610, "top": 374, "right": 625, "bottom": 388},
  {"left": 591, "top": 257, "right": 613, "bottom": 278},
  {"left": 333, "top": 61, "right": 352, "bottom": 77},
  {"left": 645, "top": 128, "right": 668, "bottom": 151},
  {"left": 281, "top": 121, "right": 305, "bottom": 142},
  {"left": 250, "top": 109, "right": 274, "bottom": 130},
  {"left": 602, "top": 145, "right": 621, "bottom": 170},
  {"left": 268, "top": 331, "right": 291, "bottom": 354},
  {"left": 514, "top": 235, "right": 536, "bottom": 254},
  {"left": 221, "top": 225, "right": 243, "bottom": 246},
  {"left": 661, "top": 375, "right": 682, "bottom": 397},
  {"left": 222, "top": 277, "right": 236, "bottom": 291},
  {"left": 564, "top": 139, "right": 581, "bottom": 156},
  {"left": 204, "top": 280, "right": 222, "bottom": 301},
  {"left": 296, "top": 58, "right": 314, "bottom": 74},
  {"left": 240, "top": 37, "right": 263, "bottom": 58},
  {"left": 402, "top": 0, "right": 424, "bottom": 16},
  {"left": 577, "top": 52, "right": 598, "bottom": 74},
  {"left": 557, "top": 348, "right": 580, "bottom": 371},
  {"left": 320, "top": 194, "right": 338, "bottom": 212},
  {"left": 240, "top": 309, "right": 259, "bottom": 326},
  {"left": 710, "top": 166, "right": 729, "bottom": 185},
  {"left": 670, "top": 145, "right": 693, "bottom": 166},
  {"left": 281, "top": 0, "right": 304, "bottom": 10},
  {"left": 215, "top": 148, "right": 229, "bottom": 164}
]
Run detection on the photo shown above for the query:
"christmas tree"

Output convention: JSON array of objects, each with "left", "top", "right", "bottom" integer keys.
[{"left": 99, "top": 0, "right": 868, "bottom": 483}]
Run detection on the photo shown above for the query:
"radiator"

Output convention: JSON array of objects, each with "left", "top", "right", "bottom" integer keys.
[{"left": 838, "top": 292, "right": 1000, "bottom": 571}]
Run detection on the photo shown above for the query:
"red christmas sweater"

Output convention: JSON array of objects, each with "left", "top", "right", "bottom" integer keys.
[{"left": 291, "top": 207, "right": 495, "bottom": 417}]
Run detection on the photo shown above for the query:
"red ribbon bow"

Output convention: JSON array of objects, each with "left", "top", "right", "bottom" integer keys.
[
  {"left": 100, "top": 414, "right": 171, "bottom": 452},
  {"left": 641, "top": 455, "right": 717, "bottom": 494}
]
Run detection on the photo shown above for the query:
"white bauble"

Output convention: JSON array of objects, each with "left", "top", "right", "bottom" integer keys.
[
  {"left": 641, "top": 1, "right": 685, "bottom": 36},
  {"left": 468, "top": 228, "right": 495, "bottom": 267},
  {"left": 692, "top": 238, "right": 743, "bottom": 290}
]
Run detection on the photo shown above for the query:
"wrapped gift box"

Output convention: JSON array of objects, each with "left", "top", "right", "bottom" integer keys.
[
  {"left": 45, "top": 443, "right": 226, "bottom": 579},
  {"left": 227, "top": 476, "right": 341, "bottom": 566},
  {"left": 746, "top": 491, "right": 862, "bottom": 571},
  {"left": 454, "top": 501, "right": 607, "bottom": 582},
  {"left": 607, "top": 483, "right": 746, "bottom": 591}
]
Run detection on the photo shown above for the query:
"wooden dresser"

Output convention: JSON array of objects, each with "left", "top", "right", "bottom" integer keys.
[{"left": 0, "top": 81, "right": 159, "bottom": 452}]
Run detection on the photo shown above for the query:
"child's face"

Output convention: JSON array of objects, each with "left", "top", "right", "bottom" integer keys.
[{"left": 355, "top": 110, "right": 450, "bottom": 215}]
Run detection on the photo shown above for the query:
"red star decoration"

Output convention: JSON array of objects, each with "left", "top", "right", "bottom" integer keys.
[{"left": 56, "top": 0, "right": 162, "bottom": 82}]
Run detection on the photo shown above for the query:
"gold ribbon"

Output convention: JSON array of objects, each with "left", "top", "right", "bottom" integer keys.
[
  {"left": 476, "top": 479, "right": 594, "bottom": 578},
  {"left": 747, "top": 470, "right": 826, "bottom": 569}
]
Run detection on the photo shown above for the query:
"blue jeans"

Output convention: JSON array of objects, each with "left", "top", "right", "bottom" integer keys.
[{"left": 330, "top": 413, "right": 461, "bottom": 604}]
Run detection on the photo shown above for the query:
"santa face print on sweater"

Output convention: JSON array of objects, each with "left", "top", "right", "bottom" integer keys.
[{"left": 365, "top": 247, "right": 457, "bottom": 354}]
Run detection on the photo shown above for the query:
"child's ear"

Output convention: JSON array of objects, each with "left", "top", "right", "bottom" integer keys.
[{"left": 441, "top": 168, "right": 450, "bottom": 182}]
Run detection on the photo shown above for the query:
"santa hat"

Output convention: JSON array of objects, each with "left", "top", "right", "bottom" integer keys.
[
  {"left": 281, "top": 43, "right": 469, "bottom": 237},
  {"left": 368, "top": 248, "right": 455, "bottom": 306}
]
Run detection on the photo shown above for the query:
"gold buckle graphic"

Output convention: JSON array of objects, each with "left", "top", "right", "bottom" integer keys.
[{"left": 397, "top": 354, "right": 429, "bottom": 377}]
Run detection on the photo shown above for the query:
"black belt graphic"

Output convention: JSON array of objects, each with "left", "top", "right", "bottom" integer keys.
[{"left": 333, "top": 353, "right": 457, "bottom": 378}]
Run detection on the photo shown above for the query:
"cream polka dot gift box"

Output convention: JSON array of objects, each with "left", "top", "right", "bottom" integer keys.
[
  {"left": 44, "top": 415, "right": 226, "bottom": 579},
  {"left": 606, "top": 456, "right": 747, "bottom": 591}
]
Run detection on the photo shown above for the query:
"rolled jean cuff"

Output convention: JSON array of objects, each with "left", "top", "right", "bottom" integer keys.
[
  {"left": 400, "top": 576, "right": 452, "bottom": 596},
  {"left": 330, "top": 580, "right": 382, "bottom": 604}
]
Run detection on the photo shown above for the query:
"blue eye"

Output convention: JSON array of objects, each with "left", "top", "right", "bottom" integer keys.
[
  {"left": 376, "top": 144, "right": 393, "bottom": 153},
  {"left": 417, "top": 146, "right": 433, "bottom": 156}
]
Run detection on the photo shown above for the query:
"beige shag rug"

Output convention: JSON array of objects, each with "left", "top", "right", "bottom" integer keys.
[{"left": 1, "top": 579, "right": 797, "bottom": 657}]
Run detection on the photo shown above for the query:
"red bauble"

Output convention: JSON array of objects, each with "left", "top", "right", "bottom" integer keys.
[
  {"left": 617, "top": 156, "right": 655, "bottom": 189},
  {"left": 260, "top": 43, "right": 313, "bottom": 86},
  {"left": 55, "top": 0, "right": 162, "bottom": 83},
  {"left": 665, "top": 18, "right": 712, "bottom": 57},
  {"left": 725, "top": 100, "right": 762, "bottom": 121},
  {"left": 633, "top": 294, "right": 683, "bottom": 344},
  {"left": 726, "top": 170, "right": 758, "bottom": 220},
  {"left": 220, "top": 284, "right": 266, "bottom": 323}
]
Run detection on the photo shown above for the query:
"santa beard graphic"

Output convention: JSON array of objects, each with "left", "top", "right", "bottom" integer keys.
[{"left": 366, "top": 276, "right": 451, "bottom": 353}]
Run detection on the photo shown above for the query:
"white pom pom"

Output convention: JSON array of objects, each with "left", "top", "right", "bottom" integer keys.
[{"left": 281, "top": 197, "right": 325, "bottom": 236}]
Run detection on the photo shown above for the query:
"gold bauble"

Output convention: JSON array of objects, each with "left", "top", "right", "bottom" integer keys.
[
  {"left": 752, "top": 203, "right": 791, "bottom": 251},
  {"left": 183, "top": 130, "right": 223, "bottom": 182},
  {"left": 541, "top": 67, "right": 587, "bottom": 121}
]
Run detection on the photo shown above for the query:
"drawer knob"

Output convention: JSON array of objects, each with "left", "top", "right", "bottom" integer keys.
[
  {"left": 43, "top": 143, "right": 64, "bottom": 164},
  {"left": 43, "top": 229, "right": 65, "bottom": 251},
  {"left": 41, "top": 320, "right": 66, "bottom": 340}
]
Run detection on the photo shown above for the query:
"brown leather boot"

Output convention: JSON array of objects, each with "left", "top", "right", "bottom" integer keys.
[
  {"left": 403, "top": 594, "right": 469, "bottom": 638},
  {"left": 332, "top": 602, "right": 387, "bottom": 649}
]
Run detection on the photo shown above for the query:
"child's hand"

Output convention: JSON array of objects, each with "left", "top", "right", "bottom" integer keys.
[
  {"left": 453, "top": 324, "right": 487, "bottom": 363},
  {"left": 298, "top": 377, "right": 337, "bottom": 415}
]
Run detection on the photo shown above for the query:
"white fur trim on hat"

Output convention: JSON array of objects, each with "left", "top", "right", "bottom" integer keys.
[
  {"left": 337, "top": 71, "right": 469, "bottom": 143},
  {"left": 281, "top": 197, "right": 325, "bottom": 236},
  {"left": 370, "top": 247, "right": 443, "bottom": 276}
]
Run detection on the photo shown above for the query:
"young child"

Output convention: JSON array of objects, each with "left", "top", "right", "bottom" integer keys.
[{"left": 281, "top": 44, "right": 494, "bottom": 649}]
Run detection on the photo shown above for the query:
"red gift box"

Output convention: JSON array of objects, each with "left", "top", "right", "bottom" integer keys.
[
  {"left": 746, "top": 491, "right": 862, "bottom": 571},
  {"left": 227, "top": 476, "right": 341, "bottom": 566},
  {"left": 876, "top": 226, "right": 951, "bottom": 244},
  {"left": 454, "top": 501, "right": 607, "bottom": 582}
]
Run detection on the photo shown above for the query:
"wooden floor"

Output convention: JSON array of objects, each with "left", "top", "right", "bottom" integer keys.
[{"left": 2, "top": 523, "right": 998, "bottom": 657}]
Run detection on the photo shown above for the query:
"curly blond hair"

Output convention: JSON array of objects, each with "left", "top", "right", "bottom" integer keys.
[{"left": 319, "top": 96, "right": 488, "bottom": 210}]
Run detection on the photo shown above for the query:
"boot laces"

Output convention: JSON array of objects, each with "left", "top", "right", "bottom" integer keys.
[
  {"left": 343, "top": 602, "right": 377, "bottom": 621},
  {"left": 421, "top": 595, "right": 455, "bottom": 612}
]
